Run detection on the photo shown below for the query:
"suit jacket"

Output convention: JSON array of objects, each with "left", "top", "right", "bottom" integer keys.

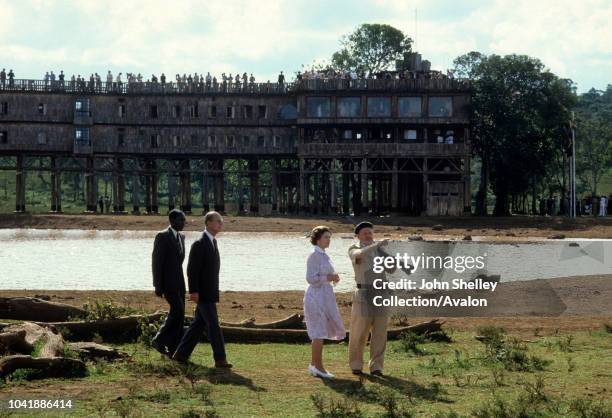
[
  {"left": 152, "top": 227, "right": 186, "bottom": 295},
  {"left": 187, "top": 233, "right": 220, "bottom": 302}
]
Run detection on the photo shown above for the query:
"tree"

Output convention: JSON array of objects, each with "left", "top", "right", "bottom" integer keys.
[
  {"left": 575, "top": 85, "right": 612, "bottom": 196},
  {"left": 330, "top": 24, "right": 412, "bottom": 75},
  {"left": 453, "top": 52, "right": 577, "bottom": 216}
]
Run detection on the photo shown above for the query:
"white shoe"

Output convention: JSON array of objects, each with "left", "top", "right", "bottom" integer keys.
[{"left": 308, "top": 365, "right": 334, "bottom": 379}]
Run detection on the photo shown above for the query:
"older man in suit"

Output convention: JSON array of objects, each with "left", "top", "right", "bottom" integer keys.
[
  {"left": 172, "top": 211, "right": 232, "bottom": 368},
  {"left": 151, "top": 209, "right": 187, "bottom": 356}
]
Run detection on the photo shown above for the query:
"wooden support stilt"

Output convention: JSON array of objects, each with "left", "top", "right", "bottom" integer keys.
[
  {"left": 214, "top": 159, "right": 225, "bottom": 213},
  {"left": 391, "top": 158, "right": 398, "bottom": 213},
  {"left": 131, "top": 162, "right": 140, "bottom": 214},
  {"left": 85, "top": 157, "right": 96, "bottom": 212},
  {"left": 330, "top": 159, "right": 337, "bottom": 214},
  {"left": 202, "top": 159, "right": 210, "bottom": 213},
  {"left": 50, "top": 156, "right": 61, "bottom": 212},
  {"left": 361, "top": 157, "right": 368, "bottom": 214},
  {"left": 271, "top": 159, "right": 278, "bottom": 213},
  {"left": 179, "top": 159, "right": 191, "bottom": 213},
  {"left": 249, "top": 159, "right": 259, "bottom": 214},
  {"left": 15, "top": 155, "right": 26, "bottom": 212},
  {"left": 151, "top": 160, "right": 158, "bottom": 214},
  {"left": 299, "top": 158, "right": 306, "bottom": 213}
]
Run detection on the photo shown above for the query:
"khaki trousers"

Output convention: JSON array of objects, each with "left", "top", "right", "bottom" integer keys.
[{"left": 348, "top": 300, "right": 389, "bottom": 372}]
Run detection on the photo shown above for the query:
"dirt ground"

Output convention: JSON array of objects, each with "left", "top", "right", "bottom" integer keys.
[
  {"left": 0, "top": 213, "right": 611, "bottom": 239},
  {"left": 2, "top": 275, "right": 610, "bottom": 335}
]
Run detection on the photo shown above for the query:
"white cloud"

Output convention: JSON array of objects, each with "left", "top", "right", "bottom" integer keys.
[{"left": 0, "top": 0, "right": 609, "bottom": 90}]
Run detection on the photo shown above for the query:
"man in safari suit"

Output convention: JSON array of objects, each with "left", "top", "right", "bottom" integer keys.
[{"left": 347, "top": 221, "right": 395, "bottom": 376}]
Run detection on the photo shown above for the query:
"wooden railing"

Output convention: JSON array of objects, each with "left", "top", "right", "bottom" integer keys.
[{"left": 0, "top": 77, "right": 470, "bottom": 95}]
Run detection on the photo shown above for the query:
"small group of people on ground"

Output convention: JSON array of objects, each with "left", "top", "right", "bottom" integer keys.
[{"left": 151, "top": 210, "right": 393, "bottom": 379}]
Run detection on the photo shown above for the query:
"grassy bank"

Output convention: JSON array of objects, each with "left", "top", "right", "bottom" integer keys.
[{"left": 1, "top": 327, "right": 611, "bottom": 417}]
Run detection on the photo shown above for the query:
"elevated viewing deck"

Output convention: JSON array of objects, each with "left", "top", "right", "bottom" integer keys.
[{"left": 0, "top": 77, "right": 471, "bottom": 96}]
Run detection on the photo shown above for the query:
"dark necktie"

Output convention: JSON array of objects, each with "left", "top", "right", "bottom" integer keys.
[
  {"left": 212, "top": 237, "right": 219, "bottom": 258},
  {"left": 176, "top": 233, "right": 182, "bottom": 253}
]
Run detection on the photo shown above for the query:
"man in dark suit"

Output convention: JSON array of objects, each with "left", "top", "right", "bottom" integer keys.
[
  {"left": 151, "top": 209, "right": 187, "bottom": 356},
  {"left": 172, "top": 211, "right": 232, "bottom": 368}
]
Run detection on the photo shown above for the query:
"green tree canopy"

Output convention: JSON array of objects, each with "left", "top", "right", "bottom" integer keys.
[{"left": 330, "top": 24, "right": 412, "bottom": 75}]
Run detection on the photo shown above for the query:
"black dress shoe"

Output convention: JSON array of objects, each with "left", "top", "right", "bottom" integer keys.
[
  {"left": 370, "top": 370, "right": 384, "bottom": 377},
  {"left": 214, "top": 360, "right": 233, "bottom": 369},
  {"left": 352, "top": 369, "right": 364, "bottom": 376},
  {"left": 151, "top": 340, "right": 168, "bottom": 356}
]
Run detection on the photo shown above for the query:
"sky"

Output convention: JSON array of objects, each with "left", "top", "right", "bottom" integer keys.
[{"left": 0, "top": 0, "right": 610, "bottom": 93}]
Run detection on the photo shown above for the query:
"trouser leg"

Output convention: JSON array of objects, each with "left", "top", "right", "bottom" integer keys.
[
  {"left": 174, "top": 302, "right": 207, "bottom": 358},
  {"left": 152, "top": 291, "right": 185, "bottom": 351},
  {"left": 368, "top": 315, "right": 389, "bottom": 372},
  {"left": 348, "top": 302, "right": 372, "bottom": 371},
  {"left": 200, "top": 302, "right": 227, "bottom": 362}
]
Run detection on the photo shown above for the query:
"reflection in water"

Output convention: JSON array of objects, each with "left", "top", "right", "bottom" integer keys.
[{"left": 0, "top": 229, "right": 609, "bottom": 291}]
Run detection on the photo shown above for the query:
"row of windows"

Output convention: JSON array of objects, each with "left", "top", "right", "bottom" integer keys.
[
  {"left": 147, "top": 134, "right": 289, "bottom": 148},
  {"left": 2, "top": 97, "right": 454, "bottom": 120},
  {"left": 0, "top": 100, "right": 285, "bottom": 120},
  {"left": 307, "top": 127, "right": 460, "bottom": 143},
  {"left": 306, "top": 96, "right": 453, "bottom": 118},
  {"left": 0, "top": 128, "right": 458, "bottom": 147}
]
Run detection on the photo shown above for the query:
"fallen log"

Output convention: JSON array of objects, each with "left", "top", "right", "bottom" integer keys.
[
  {"left": 24, "top": 313, "right": 444, "bottom": 344},
  {"left": 217, "top": 319, "right": 445, "bottom": 344},
  {"left": 37, "top": 312, "right": 166, "bottom": 342},
  {"left": 0, "top": 355, "right": 86, "bottom": 378},
  {"left": 0, "top": 322, "right": 64, "bottom": 357},
  {"left": 0, "top": 297, "right": 86, "bottom": 322},
  {"left": 66, "top": 342, "right": 128, "bottom": 360},
  {"left": 387, "top": 319, "right": 444, "bottom": 339},
  {"left": 220, "top": 313, "right": 305, "bottom": 329}
]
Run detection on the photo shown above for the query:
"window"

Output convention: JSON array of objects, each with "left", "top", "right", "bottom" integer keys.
[
  {"left": 37, "top": 132, "right": 47, "bottom": 145},
  {"left": 226, "top": 106, "right": 235, "bottom": 118},
  {"left": 118, "top": 104, "right": 126, "bottom": 117},
  {"left": 208, "top": 135, "right": 217, "bottom": 147},
  {"left": 403, "top": 129, "right": 418, "bottom": 140},
  {"left": 428, "top": 97, "right": 453, "bottom": 117},
  {"left": 258, "top": 105, "right": 267, "bottom": 119},
  {"left": 243, "top": 105, "right": 253, "bottom": 119},
  {"left": 208, "top": 105, "right": 217, "bottom": 118},
  {"left": 75, "top": 128, "right": 90, "bottom": 146},
  {"left": 150, "top": 105, "right": 158, "bottom": 118},
  {"left": 242, "top": 136, "right": 250, "bottom": 147},
  {"left": 188, "top": 103, "right": 199, "bottom": 118},
  {"left": 444, "top": 130, "right": 455, "bottom": 144},
  {"left": 278, "top": 104, "right": 297, "bottom": 119},
  {"left": 398, "top": 97, "right": 422, "bottom": 117},
  {"left": 190, "top": 134, "right": 198, "bottom": 147},
  {"left": 173, "top": 105, "right": 181, "bottom": 118},
  {"left": 226, "top": 135, "right": 235, "bottom": 147},
  {"left": 172, "top": 135, "right": 180, "bottom": 147},
  {"left": 342, "top": 130, "right": 352, "bottom": 139},
  {"left": 257, "top": 136, "right": 265, "bottom": 147},
  {"left": 151, "top": 134, "right": 161, "bottom": 148},
  {"left": 117, "top": 128, "right": 125, "bottom": 147},
  {"left": 0, "top": 131, "right": 6, "bottom": 144},
  {"left": 38, "top": 103, "right": 47, "bottom": 115},
  {"left": 1, "top": 102, "right": 8, "bottom": 115},
  {"left": 306, "top": 97, "right": 330, "bottom": 118},
  {"left": 273, "top": 135, "right": 281, "bottom": 148},
  {"left": 75, "top": 98, "right": 90, "bottom": 115},
  {"left": 367, "top": 97, "right": 391, "bottom": 117},
  {"left": 337, "top": 97, "right": 361, "bottom": 117}
]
